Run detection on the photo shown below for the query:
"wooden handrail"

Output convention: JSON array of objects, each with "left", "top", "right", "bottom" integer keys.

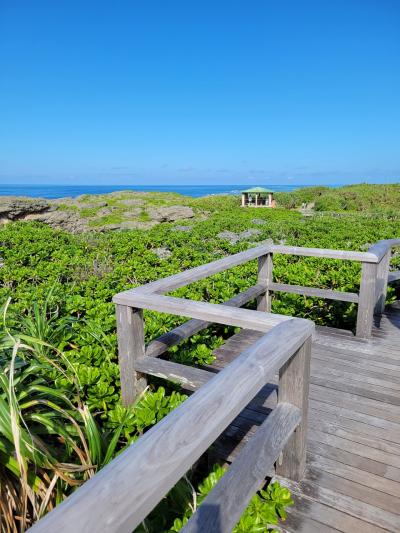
[
  {"left": 29, "top": 319, "right": 314, "bottom": 533},
  {"left": 113, "top": 242, "right": 388, "bottom": 304},
  {"left": 114, "top": 243, "right": 271, "bottom": 298},
  {"left": 115, "top": 293, "right": 296, "bottom": 331},
  {"left": 182, "top": 403, "right": 301, "bottom": 533},
  {"left": 269, "top": 244, "right": 379, "bottom": 263},
  {"left": 268, "top": 282, "right": 359, "bottom": 303},
  {"left": 145, "top": 283, "right": 266, "bottom": 358},
  {"left": 113, "top": 240, "right": 399, "bottom": 349}
]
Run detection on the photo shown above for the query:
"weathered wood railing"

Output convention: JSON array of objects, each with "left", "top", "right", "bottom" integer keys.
[
  {"left": 30, "top": 316, "right": 313, "bottom": 533},
  {"left": 30, "top": 239, "right": 400, "bottom": 532}
]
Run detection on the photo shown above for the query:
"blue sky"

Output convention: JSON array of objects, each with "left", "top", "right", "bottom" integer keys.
[{"left": 0, "top": 0, "right": 399, "bottom": 186}]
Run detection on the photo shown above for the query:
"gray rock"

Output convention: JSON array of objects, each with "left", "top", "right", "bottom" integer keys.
[
  {"left": 217, "top": 231, "right": 240, "bottom": 244},
  {"left": 0, "top": 197, "right": 51, "bottom": 220},
  {"left": 147, "top": 205, "right": 195, "bottom": 222},
  {"left": 251, "top": 218, "right": 267, "bottom": 225},
  {"left": 217, "top": 228, "right": 261, "bottom": 244},
  {"left": 26, "top": 211, "right": 89, "bottom": 233},
  {"left": 172, "top": 225, "right": 192, "bottom": 232},
  {"left": 153, "top": 247, "right": 172, "bottom": 259},
  {"left": 240, "top": 229, "right": 262, "bottom": 240}
]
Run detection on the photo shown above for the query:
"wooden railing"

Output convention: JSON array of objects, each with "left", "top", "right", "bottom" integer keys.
[
  {"left": 30, "top": 317, "right": 313, "bottom": 533},
  {"left": 29, "top": 239, "right": 399, "bottom": 532}
]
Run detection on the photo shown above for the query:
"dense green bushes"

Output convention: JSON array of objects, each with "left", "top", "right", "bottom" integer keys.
[
  {"left": 276, "top": 183, "right": 400, "bottom": 211},
  {"left": 0, "top": 186, "right": 399, "bottom": 530}
]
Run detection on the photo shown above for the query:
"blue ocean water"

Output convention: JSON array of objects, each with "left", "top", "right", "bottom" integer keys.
[{"left": 0, "top": 184, "right": 303, "bottom": 199}]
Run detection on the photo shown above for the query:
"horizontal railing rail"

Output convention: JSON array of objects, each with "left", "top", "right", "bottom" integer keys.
[
  {"left": 145, "top": 283, "right": 266, "bottom": 358},
  {"left": 30, "top": 319, "right": 314, "bottom": 533}
]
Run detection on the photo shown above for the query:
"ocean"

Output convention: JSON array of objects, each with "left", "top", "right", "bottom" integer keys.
[{"left": 0, "top": 184, "right": 303, "bottom": 199}]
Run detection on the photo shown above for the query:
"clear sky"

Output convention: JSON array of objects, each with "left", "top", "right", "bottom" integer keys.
[{"left": 0, "top": 0, "right": 399, "bottom": 186}]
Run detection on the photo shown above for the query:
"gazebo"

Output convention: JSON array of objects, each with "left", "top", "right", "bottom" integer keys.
[{"left": 241, "top": 187, "right": 276, "bottom": 208}]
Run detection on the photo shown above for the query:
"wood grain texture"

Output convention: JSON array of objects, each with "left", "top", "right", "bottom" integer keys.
[
  {"left": 374, "top": 250, "right": 391, "bottom": 315},
  {"left": 115, "top": 292, "right": 297, "bottom": 332},
  {"left": 116, "top": 305, "right": 146, "bottom": 406},
  {"left": 257, "top": 253, "right": 273, "bottom": 312},
  {"left": 269, "top": 282, "right": 359, "bottom": 303},
  {"left": 269, "top": 244, "right": 378, "bottom": 263},
  {"left": 145, "top": 284, "right": 266, "bottom": 358},
  {"left": 29, "top": 319, "right": 313, "bottom": 533},
  {"left": 182, "top": 403, "right": 301, "bottom": 533},
  {"left": 356, "top": 262, "right": 378, "bottom": 338},
  {"left": 279, "top": 475, "right": 400, "bottom": 532},
  {"left": 134, "top": 358, "right": 214, "bottom": 390},
  {"left": 277, "top": 337, "right": 312, "bottom": 481},
  {"left": 366, "top": 241, "right": 391, "bottom": 263},
  {"left": 204, "top": 305, "right": 400, "bottom": 532}
]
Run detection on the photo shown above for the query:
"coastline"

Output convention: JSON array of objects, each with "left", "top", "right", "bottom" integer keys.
[{"left": 0, "top": 183, "right": 304, "bottom": 199}]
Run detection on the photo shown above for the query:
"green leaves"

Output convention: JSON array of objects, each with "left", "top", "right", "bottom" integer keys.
[{"left": 143, "top": 466, "right": 294, "bottom": 533}]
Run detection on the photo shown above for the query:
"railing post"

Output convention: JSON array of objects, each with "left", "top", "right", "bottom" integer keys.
[
  {"left": 276, "top": 335, "right": 311, "bottom": 481},
  {"left": 257, "top": 253, "right": 273, "bottom": 312},
  {"left": 356, "top": 262, "right": 378, "bottom": 338},
  {"left": 116, "top": 304, "right": 147, "bottom": 406},
  {"left": 374, "top": 250, "right": 391, "bottom": 315}
]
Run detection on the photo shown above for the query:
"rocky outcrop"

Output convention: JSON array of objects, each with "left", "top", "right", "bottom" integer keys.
[
  {"left": 0, "top": 197, "right": 52, "bottom": 220},
  {"left": 25, "top": 211, "right": 89, "bottom": 233},
  {"left": 147, "top": 206, "right": 195, "bottom": 222},
  {"left": 0, "top": 192, "right": 202, "bottom": 233}
]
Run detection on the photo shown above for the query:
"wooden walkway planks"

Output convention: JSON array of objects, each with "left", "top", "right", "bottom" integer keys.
[{"left": 209, "top": 306, "right": 400, "bottom": 532}]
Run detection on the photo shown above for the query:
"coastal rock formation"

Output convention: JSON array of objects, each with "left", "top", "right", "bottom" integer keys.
[
  {"left": 147, "top": 206, "right": 195, "bottom": 222},
  {"left": 0, "top": 191, "right": 202, "bottom": 233},
  {"left": 25, "top": 210, "right": 89, "bottom": 233},
  {"left": 0, "top": 197, "right": 52, "bottom": 221}
]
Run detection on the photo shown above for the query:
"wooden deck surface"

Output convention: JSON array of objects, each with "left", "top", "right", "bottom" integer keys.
[{"left": 209, "top": 306, "right": 400, "bottom": 532}]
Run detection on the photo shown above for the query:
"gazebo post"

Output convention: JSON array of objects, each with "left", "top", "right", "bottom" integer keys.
[
  {"left": 255, "top": 194, "right": 258, "bottom": 207},
  {"left": 241, "top": 193, "right": 245, "bottom": 207},
  {"left": 268, "top": 193, "right": 272, "bottom": 206}
]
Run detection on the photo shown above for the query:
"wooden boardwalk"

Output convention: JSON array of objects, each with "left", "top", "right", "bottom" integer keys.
[{"left": 210, "top": 306, "right": 400, "bottom": 532}]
